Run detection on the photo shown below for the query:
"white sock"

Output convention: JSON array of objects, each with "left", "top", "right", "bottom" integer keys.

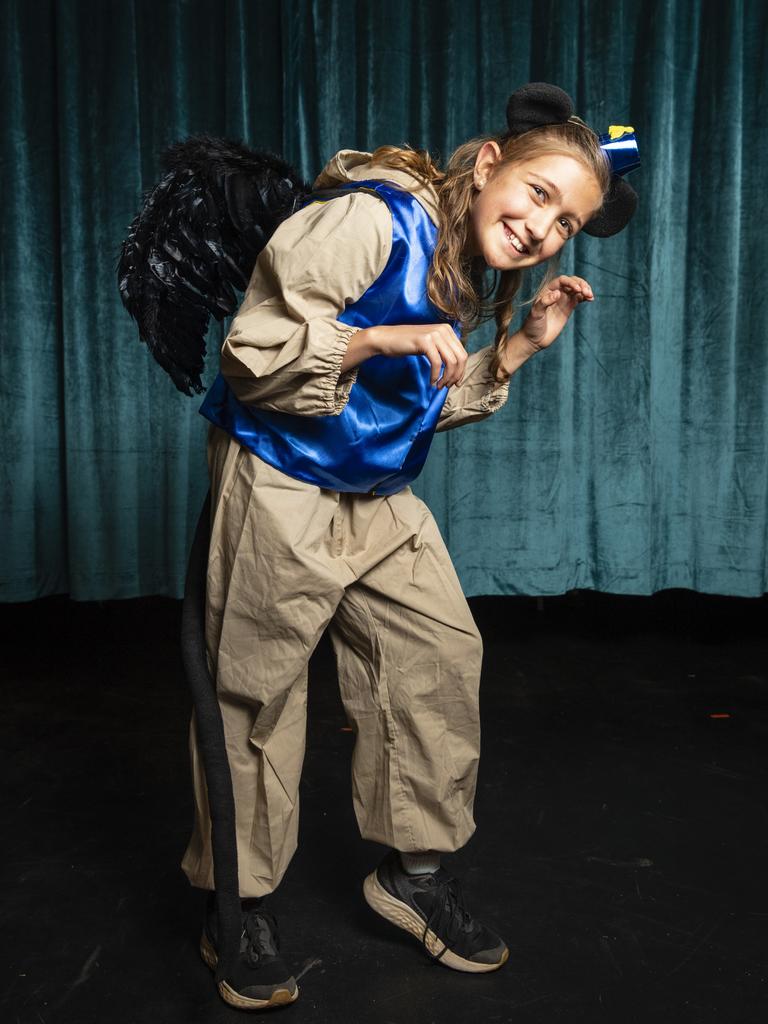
[{"left": 399, "top": 850, "right": 441, "bottom": 875}]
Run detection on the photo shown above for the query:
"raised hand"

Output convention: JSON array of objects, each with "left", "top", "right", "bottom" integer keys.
[{"left": 519, "top": 274, "right": 595, "bottom": 352}]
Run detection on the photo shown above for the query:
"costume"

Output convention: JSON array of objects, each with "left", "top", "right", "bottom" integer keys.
[
  {"left": 180, "top": 151, "right": 509, "bottom": 896},
  {"left": 116, "top": 80, "right": 641, "bottom": 996}
]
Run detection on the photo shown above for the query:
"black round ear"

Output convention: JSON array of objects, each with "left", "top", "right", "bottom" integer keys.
[
  {"left": 505, "top": 82, "right": 573, "bottom": 137},
  {"left": 582, "top": 177, "right": 638, "bottom": 238}
]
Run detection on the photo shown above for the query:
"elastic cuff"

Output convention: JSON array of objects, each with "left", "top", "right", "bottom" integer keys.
[
  {"left": 320, "top": 324, "right": 362, "bottom": 414},
  {"left": 480, "top": 377, "right": 510, "bottom": 413}
]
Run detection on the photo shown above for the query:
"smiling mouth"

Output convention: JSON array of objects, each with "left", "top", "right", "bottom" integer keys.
[{"left": 502, "top": 223, "right": 529, "bottom": 254}]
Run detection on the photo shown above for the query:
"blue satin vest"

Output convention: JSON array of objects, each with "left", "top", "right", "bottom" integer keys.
[{"left": 198, "top": 179, "right": 459, "bottom": 495}]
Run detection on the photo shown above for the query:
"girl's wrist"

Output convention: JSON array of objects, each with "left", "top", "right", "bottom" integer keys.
[
  {"left": 495, "top": 330, "right": 539, "bottom": 381},
  {"left": 340, "top": 326, "right": 380, "bottom": 373}
]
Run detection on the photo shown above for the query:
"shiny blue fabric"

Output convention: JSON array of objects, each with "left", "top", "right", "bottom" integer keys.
[
  {"left": 199, "top": 180, "right": 458, "bottom": 495},
  {"left": 597, "top": 128, "right": 640, "bottom": 176}
]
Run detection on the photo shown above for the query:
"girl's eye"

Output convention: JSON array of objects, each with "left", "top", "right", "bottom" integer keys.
[{"left": 531, "top": 185, "right": 573, "bottom": 235}]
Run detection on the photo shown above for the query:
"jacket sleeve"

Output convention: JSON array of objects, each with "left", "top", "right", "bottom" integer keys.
[
  {"left": 220, "top": 191, "right": 392, "bottom": 416},
  {"left": 435, "top": 344, "right": 510, "bottom": 432}
]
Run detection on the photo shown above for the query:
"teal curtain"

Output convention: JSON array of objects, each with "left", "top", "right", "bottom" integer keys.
[{"left": 2, "top": 0, "right": 766, "bottom": 601}]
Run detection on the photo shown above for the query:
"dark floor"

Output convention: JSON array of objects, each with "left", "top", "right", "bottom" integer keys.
[{"left": 2, "top": 591, "right": 767, "bottom": 1024}]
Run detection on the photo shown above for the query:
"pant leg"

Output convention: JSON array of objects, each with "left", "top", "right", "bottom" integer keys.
[
  {"left": 327, "top": 487, "right": 483, "bottom": 854},
  {"left": 181, "top": 427, "right": 353, "bottom": 897}
]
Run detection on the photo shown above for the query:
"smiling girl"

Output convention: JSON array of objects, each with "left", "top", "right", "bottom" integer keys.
[
  {"left": 181, "top": 82, "right": 638, "bottom": 1010},
  {"left": 337, "top": 122, "right": 610, "bottom": 399}
]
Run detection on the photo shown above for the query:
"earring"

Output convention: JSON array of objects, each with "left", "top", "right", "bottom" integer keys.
[{"left": 476, "top": 178, "right": 486, "bottom": 189}]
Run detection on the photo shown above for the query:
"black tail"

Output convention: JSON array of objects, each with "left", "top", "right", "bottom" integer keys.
[{"left": 180, "top": 491, "right": 241, "bottom": 982}]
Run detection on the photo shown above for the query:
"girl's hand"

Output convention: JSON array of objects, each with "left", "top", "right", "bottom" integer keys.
[
  {"left": 349, "top": 323, "right": 468, "bottom": 388},
  {"left": 519, "top": 275, "right": 595, "bottom": 352}
]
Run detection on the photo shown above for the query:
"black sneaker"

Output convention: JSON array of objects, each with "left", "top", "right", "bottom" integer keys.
[
  {"left": 363, "top": 850, "right": 509, "bottom": 973},
  {"left": 200, "top": 893, "right": 298, "bottom": 1010}
]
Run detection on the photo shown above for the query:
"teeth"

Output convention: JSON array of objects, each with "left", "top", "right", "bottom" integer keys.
[{"left": 503, "top": 224, "right": 526, "bottom": 253}]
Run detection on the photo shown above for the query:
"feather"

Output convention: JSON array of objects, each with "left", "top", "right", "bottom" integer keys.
[{"left": 117, "top": 134, "right": 311, "bottom": 395}]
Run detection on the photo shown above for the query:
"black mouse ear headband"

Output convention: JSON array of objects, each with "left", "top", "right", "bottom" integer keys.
[{"left": 503, "top": 82, "right": 640, "bottom": 238}]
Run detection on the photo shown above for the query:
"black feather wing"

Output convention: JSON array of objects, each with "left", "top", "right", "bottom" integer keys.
[{"left": 117, "top": 134, "right": 312, "bottom": 395}]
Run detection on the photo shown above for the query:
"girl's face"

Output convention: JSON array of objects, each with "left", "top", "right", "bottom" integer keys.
[{"left": 466, "top": 142, "right": 603, "bottom": 269}]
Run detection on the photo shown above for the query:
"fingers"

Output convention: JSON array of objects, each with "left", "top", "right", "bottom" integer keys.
[
  {"left": 423, "top": 324, "right": 468, "bottom": 388},
  {"left": 424, "top": 342, "right": 444, "bottom": 388},
  {"left": 531, "top": 287, "right": 561, "bottom": 317},
  {"left": 551, "top": 274, "right": 594, "bottom": 302},
  {"left": 440, "top": 325, "right": 468, "bottom": 387}
]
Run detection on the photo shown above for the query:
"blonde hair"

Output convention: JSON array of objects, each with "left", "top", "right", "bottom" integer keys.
[{"left": 369, "top": 117, "right": 611, "bottom": 378}]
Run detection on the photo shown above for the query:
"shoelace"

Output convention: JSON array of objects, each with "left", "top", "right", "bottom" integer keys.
[
  {"left": 241, "top": 908, "right": 281, "bottom": 968},
  {"left": 420, "top": 874, "right": 479, "bottom": 962}
]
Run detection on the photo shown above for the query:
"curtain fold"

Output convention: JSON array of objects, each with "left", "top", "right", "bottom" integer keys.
[{"left": 1, "top": 0, "right": 766, "bottom": 600}]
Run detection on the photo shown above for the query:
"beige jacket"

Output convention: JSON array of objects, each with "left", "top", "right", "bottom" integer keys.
[{"left": 219, "top": 149, "right": 509, "bottom": 433}]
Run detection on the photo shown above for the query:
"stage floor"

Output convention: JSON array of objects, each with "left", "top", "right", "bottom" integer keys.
[{"left": 2, "top": 591, "right": 767, "bottom": 1023}]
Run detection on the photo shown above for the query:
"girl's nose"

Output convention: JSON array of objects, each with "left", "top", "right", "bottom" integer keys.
[{"left": 525, "top": 208, "right": 555, "bottom": 244}]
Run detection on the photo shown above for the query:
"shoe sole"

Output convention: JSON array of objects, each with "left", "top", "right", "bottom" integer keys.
[
  {"left": 363, "top": 871, "right": 509, "bottom": 974},
  {"left": 200, "top": 932, "right": 299, "bottom": 1010}
]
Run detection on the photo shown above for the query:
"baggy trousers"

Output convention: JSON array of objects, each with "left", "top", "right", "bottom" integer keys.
[{"left": 181, "top": 426, "right": 483, "bottom": 898}]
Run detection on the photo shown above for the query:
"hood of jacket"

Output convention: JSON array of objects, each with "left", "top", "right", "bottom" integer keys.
[{"left": 313, "top": 149, "right": 440, "bottom": 228}]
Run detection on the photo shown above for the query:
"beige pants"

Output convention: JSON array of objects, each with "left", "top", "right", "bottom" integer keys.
[{"left": 181, "top": 426, "right": 483, "bottom": 897}]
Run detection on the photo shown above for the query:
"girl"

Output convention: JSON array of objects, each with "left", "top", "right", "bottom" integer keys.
[{"left": 180, "top": 82, "right": 638, "bottom": 1010}]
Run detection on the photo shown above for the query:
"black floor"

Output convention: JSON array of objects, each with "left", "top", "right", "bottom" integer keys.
[{"left": 2, "top": 591, "right": 767, "bottom": 1023}]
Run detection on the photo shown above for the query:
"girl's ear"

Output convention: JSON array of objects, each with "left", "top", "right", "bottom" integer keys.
[{"left": 473, "top": 140, "right": 503, "bottom": 186}]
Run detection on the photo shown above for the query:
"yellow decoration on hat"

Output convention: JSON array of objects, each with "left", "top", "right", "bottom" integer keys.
[{"left": 608, "top": 125, "right": 635, "bottom": 140}]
